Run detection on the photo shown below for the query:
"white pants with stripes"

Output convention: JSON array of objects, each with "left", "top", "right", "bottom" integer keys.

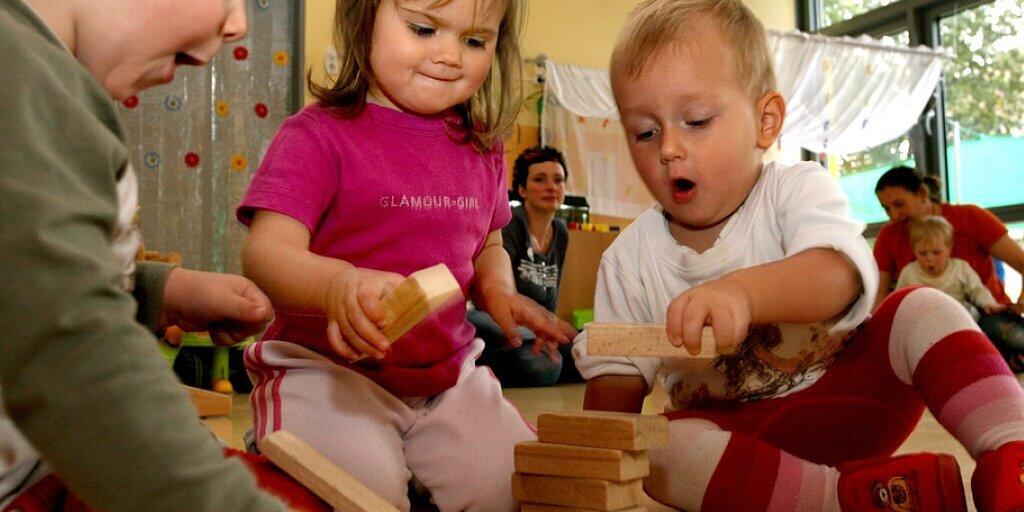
[{"left": 245, "top": 339, "right": 535, "bottom": 512}]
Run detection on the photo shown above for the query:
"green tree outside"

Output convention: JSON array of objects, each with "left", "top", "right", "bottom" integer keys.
[{"left": 820, "top": 0, "right": 1024, "bottom": 176}]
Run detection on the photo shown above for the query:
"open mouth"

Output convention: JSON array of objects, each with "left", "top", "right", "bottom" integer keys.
[
  {"left": 175, "top": 52, "right": 205, "bottom": 66},
  {"left": 673, "top": 178, "right": 696, "bottom": 193}
]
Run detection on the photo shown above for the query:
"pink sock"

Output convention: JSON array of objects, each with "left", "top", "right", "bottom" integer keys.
[{"left": 889, "top": 287, "right": 1024, "bottom": 456}]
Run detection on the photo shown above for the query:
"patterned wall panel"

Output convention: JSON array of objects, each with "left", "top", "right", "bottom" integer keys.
[{"left": 119, "top": 0, "right": 300, "bottom": 273}]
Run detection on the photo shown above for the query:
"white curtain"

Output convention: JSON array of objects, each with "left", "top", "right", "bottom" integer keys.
[{"left": 541, "top": 30, "right": 948, "bottom": 217}]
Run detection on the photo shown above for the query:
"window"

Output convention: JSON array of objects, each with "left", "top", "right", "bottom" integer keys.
[
  {"left": 834, "top": 136, "right": 914, "bottom": 223},
  {"left": 823, "top": 31, "right": 914, "bottom": 223},
  {"left": 805, "top": 0, "right": 1024, "bottom": 231},
  {"left": 939, "top": 1, "right": 1024, "bottom": 208},
  {"left": 819, "top": 0, "right": 900, "bottom": 29}
]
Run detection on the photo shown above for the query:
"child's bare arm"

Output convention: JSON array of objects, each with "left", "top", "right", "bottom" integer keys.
[
  {"left": 668, "top": 248, "right": 861, "bottom": 354},
  {"left": 471, "top": 230, "right": 576, "bottom": 355},
  {"left": 242, "top": 210, "right": 403, "bottom": 360},
  {"left": 159, "top": 267, "right": 274, "bottom": 345},
  {"left": 583, "top": 375, "right": 647, "bottom": 413}
]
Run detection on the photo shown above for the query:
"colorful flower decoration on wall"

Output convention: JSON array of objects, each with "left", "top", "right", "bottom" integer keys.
[
  {"left": 258, "top": 0, "right": 271, "bottom": 8},
  {"left": 123, "top": 95, "right": 139, "bottom": 109},
  {"left": 164, "top": 95, "right": 182, "bottom": 112},
  {"left": 273, "top": 51, "right": 289, "bottom": 67},
  {"left": 215, "top": 100, "right": 231, "bottom": 117},
  {"left": 230, "top": 154, "right": 249, "bottom": 172},
  {"left": 144, "top": 151, "right": 161, "bottom": 170},
  {"left": 233, "top": 46, "right": 249, "bottom": 61},
  {"left": 184, "top": 152, "right": 201, "bottom": 168},
  {"left": 254, "top": 103, "right": 269, "bottom": 118}
]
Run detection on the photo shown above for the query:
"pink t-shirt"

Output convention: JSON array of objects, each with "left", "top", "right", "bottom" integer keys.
[{"left": 238, "top": 103, "right": 511, "bottom": 397}]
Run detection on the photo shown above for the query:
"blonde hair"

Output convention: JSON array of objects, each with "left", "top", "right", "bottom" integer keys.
[
  {"left": 610, "top": 0, "right": 776, "bottom": 99},
  {"left": 309, "top": 0, "right": 524, "bottom": 152},
  {"left": 909, "top": 215, "right": 954, "bottom": 249}
]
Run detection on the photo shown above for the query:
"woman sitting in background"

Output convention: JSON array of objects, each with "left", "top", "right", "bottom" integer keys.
[
  {"left": 874, "top": 165, "right": 1024, "bottom": 367},
  {"left": 469, "top": 146, "right": 581, "bottom": 386}
]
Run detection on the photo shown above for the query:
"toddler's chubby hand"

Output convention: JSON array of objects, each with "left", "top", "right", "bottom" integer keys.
[
  {"left": 984, "top": 303, "right": 1008, "bottom": 315},
  {"left": 324, "top": 267, "right": 405, "bottom": 361},
  {"left": 666, "top": 278, "right": 753, "bottom": 356},
  {"left": 481, "top": 290, "right": 577, "bottom": 360},
  {"left": 161, "top": 268, "right": 274, "bottom": 346}
]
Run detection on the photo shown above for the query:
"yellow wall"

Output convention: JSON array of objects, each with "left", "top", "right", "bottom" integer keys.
[
  {"left": 522, "top": 0, "right": 794, "bottom": 69},
  {"left": 304, "top": 0, "right": 336, "bottom": 105},
  {"left": 302, "top": 1, "right": 795, "bottom": 104}
]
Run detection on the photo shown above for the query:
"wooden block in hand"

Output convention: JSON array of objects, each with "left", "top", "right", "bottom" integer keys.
[
  {"left": 515, "top": 441, "right": 649, "bottom": 482},
  {"left": 351, "top": 264, "right": 461, "bottom": 362},
  {"left": 259, "top": 430, "right": 400, "bottom": 512},
  {"left": 184, "top": 385, "right": 231, "bottom": 417},
  {"left": 512, "top": 473, "right": 643, "bottom": 511},
  {"left": 380, "top": 263, "right": 461, "bottom": 341},
  {"left": 586, "top": 323, "right": 718, "bottom": 358},
  {"left": 536, "top": 411, "right": 668, "bottom": 451},
  {"left": 520, "top": 505, "right": 646, "bottom": 512}
]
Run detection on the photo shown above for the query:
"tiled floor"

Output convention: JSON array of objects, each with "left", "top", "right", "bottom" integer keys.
[{"left": 210, "top": 381, "right": 997, "bottom": 511}]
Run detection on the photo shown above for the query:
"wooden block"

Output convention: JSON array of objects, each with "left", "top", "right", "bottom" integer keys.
[
  {"left": 512, "top": 473, "right": 643, "bottom": 511},
  {"left": 380, "top": 263, "right": 461, "bottom": 340},
  {"left": 350, "top": 264, "right": 461, "bottom": 361},
  {"left": 515, "top": 441, "right": 649, "bottom": 482},
  {"left": 201, "top": 417, "right": 233, "bottom": 443},
  {"left": 259, "top": 430, "right": 400, "bottom": 512},
  {"left": 536, "top": 411, "right": 667, "bottom": 451},
  {"left": 520, "top": 505, "right": 645, "bottom": 512},
  {"left": 586, "top": 323, "right": 718, "bottom": 358},
  {"left": 184, "top": 385, "right": 231, "bottom": 417}
]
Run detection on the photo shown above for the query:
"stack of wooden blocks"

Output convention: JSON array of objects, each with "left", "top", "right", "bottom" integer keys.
[{"left": 512, "top": 411, "right": 669, "bottom": 512}]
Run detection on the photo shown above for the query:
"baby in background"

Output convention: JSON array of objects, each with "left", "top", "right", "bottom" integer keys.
[
  {"left": 897, "top": 215, "right": 1024, "bottom": 365},
  {"left": 897, "top": 215, "right": 1004, "bottom": 319}
]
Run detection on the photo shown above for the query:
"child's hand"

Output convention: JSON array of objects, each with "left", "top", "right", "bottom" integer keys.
[
  {"left": 984, "top": 303, "right": 1008, "bottom": 315},
  {"left": 161, "top": 268, "right": 274, "bottom": 346},
  {"left": 323, "top": 267, "right": 405, "bottom": 361},
  {"left": 1010, "top": 300, "right": 1024, "bottom": 315},
  {"left": 480, "top": 291, "right": 577, "bottom": 360},
  {"left": 666, "top": 278, "right": 753, "bottom": 355}
]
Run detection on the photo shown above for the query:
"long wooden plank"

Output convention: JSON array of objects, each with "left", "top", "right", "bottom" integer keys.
[
  {"left": 184, "top": 385, "right": 231, "bottom": 417},
  {"left": 536, "top": 411, "right": 668, "bottom": 451},
  {"left": 259, "top": 430, "right": 399, "bottom": 512},
  {"left": 512, "top": 473, "right": 644, "bottom": 511},
  {"left": 515, "top": 441, "right": 649, "bottom": 482},
  {"left": 585, "top": 323, "right": 718, "bottom": 358},
  {"left": 521, "top": 505, "right": 645, "bottom": 512}
]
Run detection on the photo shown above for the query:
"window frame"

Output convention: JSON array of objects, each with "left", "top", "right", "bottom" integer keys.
[{"left": 799, "top": 0, "right": 1024, "bottom": 236}]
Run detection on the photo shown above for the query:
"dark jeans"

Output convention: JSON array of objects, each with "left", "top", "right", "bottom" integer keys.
[
  {"left": 467, "top": 309, "right": 582, "bottom": 387},
  {"left": 979, "top": 311, "right": 1024, "bottom": 366}
]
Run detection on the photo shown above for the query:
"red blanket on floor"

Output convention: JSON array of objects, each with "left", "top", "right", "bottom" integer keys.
[{"left": 3, "top": 449, "right": 330, "bottom": 512}]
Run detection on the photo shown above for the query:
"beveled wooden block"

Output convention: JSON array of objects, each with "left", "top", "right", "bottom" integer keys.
[
  {"left": 380, "top": 263, "right": 461, "bottom": 341},
  {"left": 512, "top": 473, "right": 643, "bottom": 511},
  {"left": 259, "top": 430, "right": 399, "bottom": 512},
  {"left": 586, "top": 323, "right": 718, "bottom": 358},
  {"left": 184, "top": 385, "right": 231, "bottom": 417},
  {"left": 515, "top": 441, "right": 649, "bottom": 481},
  {"left": 352, "top": 264, "right": 461, "bottom": 361},
  {"left": 520, "top": 505, "right": 645, "bottom": 512},
  {"left": 536, "top": 411, "right": 668, "bottom": 451}
]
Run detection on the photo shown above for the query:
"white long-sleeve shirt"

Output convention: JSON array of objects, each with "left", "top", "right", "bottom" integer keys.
[
  {"left": 573, "top": 161, "right": 878, "bottom": 411},
  {"left": 896, "top": 258, "right": 998, "bottom": 320}
]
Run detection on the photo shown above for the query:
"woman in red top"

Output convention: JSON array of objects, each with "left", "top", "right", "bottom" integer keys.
[
  {"left": 874, "top": 166, "right": 1024, "bottom": 361},
  {"left": 873, "top": 166, "right": 1024, "bottom": 308}
]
